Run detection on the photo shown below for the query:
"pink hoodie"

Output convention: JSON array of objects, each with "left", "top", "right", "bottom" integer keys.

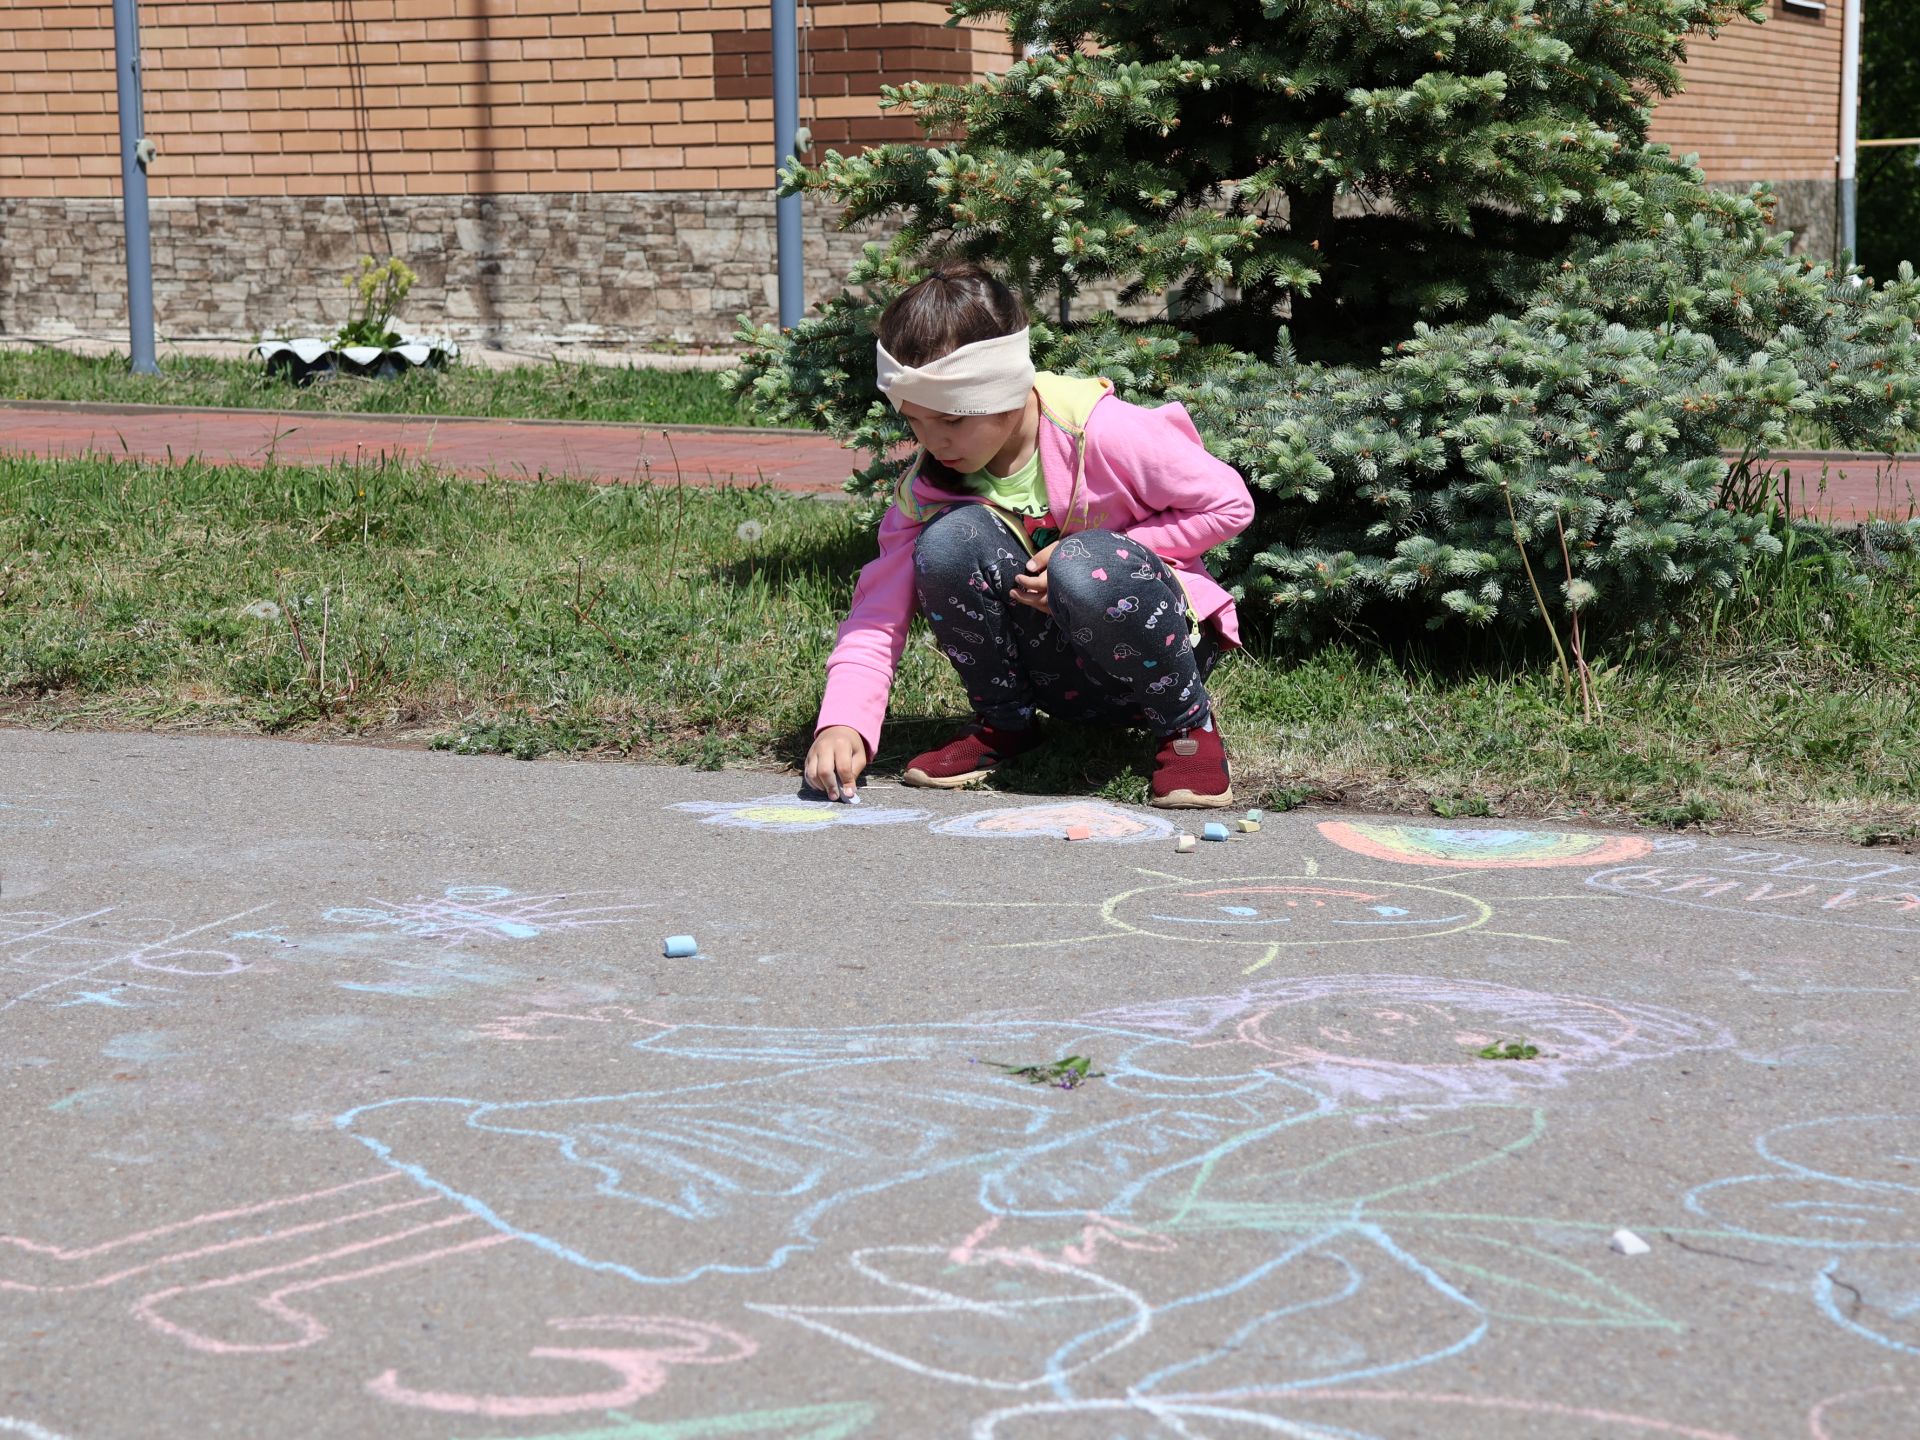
[{"left": 816, "top": 372, "right": 1256, "bottom": 757}]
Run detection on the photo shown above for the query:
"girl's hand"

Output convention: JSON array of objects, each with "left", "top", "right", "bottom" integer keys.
[
  {"left": 1011, "top": 540, "right": 1058, "bottom": 615},
  {"left": 805, "top": 725, "right": 868, "bottom": 801}
]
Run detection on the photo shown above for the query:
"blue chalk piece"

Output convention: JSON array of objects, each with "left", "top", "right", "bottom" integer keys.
[
  {"left": 663, "top": 935, "right": 698, "bottom": 958},
  {"left": 1202, "top": 822, "right": 1230, "bottom": 842}
]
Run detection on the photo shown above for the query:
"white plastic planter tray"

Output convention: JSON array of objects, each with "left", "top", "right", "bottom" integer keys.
[{"left": 255, "top": 335, "right": 459, "bottom": 384}]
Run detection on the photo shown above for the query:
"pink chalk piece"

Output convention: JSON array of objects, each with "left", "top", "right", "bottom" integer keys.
[{"left": 1064, "top": 825, "right": 1093, "bottom": 842}]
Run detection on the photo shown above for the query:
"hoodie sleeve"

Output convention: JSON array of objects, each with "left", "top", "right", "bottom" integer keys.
[
  {"left": 1094, "top": 399, "right": 1254, "bottom": 563},
  {"left": 814, "top": 500, "right": 924, "bottom": 760}
]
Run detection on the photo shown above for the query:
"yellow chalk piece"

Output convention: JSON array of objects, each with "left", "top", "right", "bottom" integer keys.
[{"left": 1237, "top": 818, "right": 1261, "bottom": 833}]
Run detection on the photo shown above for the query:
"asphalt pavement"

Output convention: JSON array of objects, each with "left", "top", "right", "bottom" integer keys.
[{"left": 1, "top": 729, "right": 1917, "bottom": 1439}]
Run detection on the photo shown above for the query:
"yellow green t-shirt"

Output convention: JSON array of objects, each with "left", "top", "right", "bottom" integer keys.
[{"left": 964, "top": 449, "right": 1048, "bottom": 519}]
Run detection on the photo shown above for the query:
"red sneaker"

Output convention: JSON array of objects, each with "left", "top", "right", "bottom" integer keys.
[
  {"left": 1150, "top": 721, "right": 1233, "bottom": 808},
  {"left": 903, "top": 721, "right": 1044, "bottom": 789}
]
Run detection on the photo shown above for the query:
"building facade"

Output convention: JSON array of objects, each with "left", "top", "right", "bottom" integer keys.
[{"left": 0, "top": 0, "right": 1851, "bottom": 351}]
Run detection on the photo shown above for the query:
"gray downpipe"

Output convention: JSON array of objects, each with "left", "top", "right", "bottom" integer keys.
[
  {"left": 111, "top": 0, "right": 158, "bottom": 373},
  {"left": 772, "top": 0, "right": 803, "bottom": 329}
]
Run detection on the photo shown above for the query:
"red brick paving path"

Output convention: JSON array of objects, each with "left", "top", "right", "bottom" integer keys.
[
  {"left": 0, "top": 402, "right": 870, "bottom": 497},
  {"left": 2, "top": 402, "right": 1915, "bottom": 522}
]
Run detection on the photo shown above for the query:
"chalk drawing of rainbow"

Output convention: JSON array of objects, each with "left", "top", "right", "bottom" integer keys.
[{"left": 1318, "top": 821, "right": 1655, "bottom": 870}]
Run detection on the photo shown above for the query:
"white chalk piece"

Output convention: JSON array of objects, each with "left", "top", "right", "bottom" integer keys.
[
  {"left": 841, "top": 791, "right": 861, "bottom": 805},
  {"left": 1237, "top": 818, "right": 1261, "bottom": 833},
  {"left": 1609, "top": 1228, "right": 1652, "bottom": 1256},
  {"left": 1202, "top": 822, "right": 1230, "bottom": 842},
  {"left": 1175, "top": 833, "right": 1197, "bottom": 853},
  {"left": 663, "top": 935, "right": 698, "bottom": 958}
]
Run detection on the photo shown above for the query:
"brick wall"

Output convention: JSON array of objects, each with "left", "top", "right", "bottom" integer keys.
[
  {"left": 0, "top": 2, "right": 1851, "bottom": 347},
  {"left": 0, "top": 0, "right": 1017, "bottom": 201},
  {"left": 1649, "top": 0, "right": 1845, "bottom": 186},
  {"left": 1646, "top": 0, "right": 1846, "bottom": 255}
]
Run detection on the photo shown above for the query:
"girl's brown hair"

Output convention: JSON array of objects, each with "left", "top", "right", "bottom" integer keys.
[{"left": 876, "top": 262, "right": 1027, "bottom": 368}]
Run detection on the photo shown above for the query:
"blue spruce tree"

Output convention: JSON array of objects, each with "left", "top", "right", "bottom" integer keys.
[{"left": 731, "top": 0, "right": 1920, "bottom": 640}]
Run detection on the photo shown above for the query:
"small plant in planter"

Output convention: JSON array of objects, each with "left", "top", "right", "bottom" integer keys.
[{"left": 256, "top": 255, "right": 458, "bottom": 385}]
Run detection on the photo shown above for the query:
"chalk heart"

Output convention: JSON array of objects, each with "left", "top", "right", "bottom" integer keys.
[
  {"left": 748, "top": 1246, "right": 1148, "bottom": 1392},
  {"left": 929, "top": 800, "right": 1177, "bottom": 844},
  {"left": 1090, "top": 568, "right": 1108, "bottom": 581}
]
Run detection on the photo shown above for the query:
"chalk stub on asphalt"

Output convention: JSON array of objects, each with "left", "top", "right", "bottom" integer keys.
[
  {"left": 1175, "top": 833, "right": 1197, "bottom": 853},
  {"left": 1237, "top": 818, "right": 1261, "bottom": 833},
  {"left": 1064, "top": 824, "right": 1093, "bottom": 841},
  {"left": 663, "top": 935, "right": 698, "bottom": 958},
  {"left": 1610, "top": 1228, "right": 1652, "bottom": 1256},
  {"left": 1202, "top": 822, "right": 1229, "bottom": 842}
]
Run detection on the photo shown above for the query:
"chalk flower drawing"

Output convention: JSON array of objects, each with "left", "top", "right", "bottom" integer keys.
[
  {"left": 320, "top": 886, "right": 656, "bottom": 947},
  {"left": 669, "top": 795, "right": 928, "bottom": 833},
  {"left": 1686, "top": 1114, "right": 1920, "bottom": 1359},
  {"left": 929, "top": 801, "right": 1177, "bottom": 844},
  {"left": 1317, "top": 821, "right": 1655, "bottom": 869}
]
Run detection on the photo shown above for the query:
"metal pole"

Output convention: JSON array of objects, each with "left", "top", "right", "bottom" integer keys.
[
  {"left": 771, "top": 0, "right": 803, "bottom": 330},
  {"left": 1839, "top": 0, "right": 1863, "bottom": 261},
  {"left": 111, "top": 0, "right": 158, "bottom": 373}
]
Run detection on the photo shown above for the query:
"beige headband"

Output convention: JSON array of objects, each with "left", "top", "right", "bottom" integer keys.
[{"left": 875, "top": 328, "right": 1036, "bottom": 415}]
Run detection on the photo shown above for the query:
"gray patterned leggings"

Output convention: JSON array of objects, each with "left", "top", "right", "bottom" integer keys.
[{"left": 912, "top": 505, "right": 1217, "bottom": 737}]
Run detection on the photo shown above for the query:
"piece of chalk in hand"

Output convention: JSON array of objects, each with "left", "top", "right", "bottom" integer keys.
[
  {"left": 841, "top": 790, "right": 861, "bottom": 805},
  {"left": 1609, "top": 1228, "right": 1651, "bottom": 1256},
  {"left": 1202, "top": 822, "right": 1229, "bottom": 842},
  {"left": 1064, "top": 824, "right": 1092, "bottom": 841},
  {"left": 1237, "top": 818, "right": 1260, "bottom": 833},
  {"left": 663, "top": 935, "right": 698, "bottom": 958},
  {"left": 1175, "top": 833, "right": 1197, "bottom": 853}
]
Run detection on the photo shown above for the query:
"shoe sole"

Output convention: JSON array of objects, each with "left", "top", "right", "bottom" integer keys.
[
  {"left": 902, "top": 765, "right": 994, "bottom": 789},
  {"left": 1150, "top": 787, "right": 1235, "bottom": 809}
]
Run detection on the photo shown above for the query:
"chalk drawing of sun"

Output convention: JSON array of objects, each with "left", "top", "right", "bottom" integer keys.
[
  {"left": 669, "top": 794, "right": 929, "bottom": 833},
  {"left": 1318, "top": 820, "right": 1655, "bottom": 870},
  {"left": 926, "top": 865, "right": 1557, "bottom": 975}
]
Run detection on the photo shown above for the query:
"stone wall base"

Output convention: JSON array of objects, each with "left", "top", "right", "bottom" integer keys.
[
  {"left": 0, "top": 192, "right": 891, "bottom": 352},
  {"left": 1, "top": 182, "right": 1842, "bottom": 354},
  {"left": 1719, "top": 178, "right": 1839, "bottom": 261}
]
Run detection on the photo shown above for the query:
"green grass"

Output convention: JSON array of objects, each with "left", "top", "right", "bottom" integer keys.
[
  {"left": 0, "top": 347, "right": 763, "bottom": 427},
  {"left": 2, "top": 452, "right": 1917, "bottom": 842}
]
